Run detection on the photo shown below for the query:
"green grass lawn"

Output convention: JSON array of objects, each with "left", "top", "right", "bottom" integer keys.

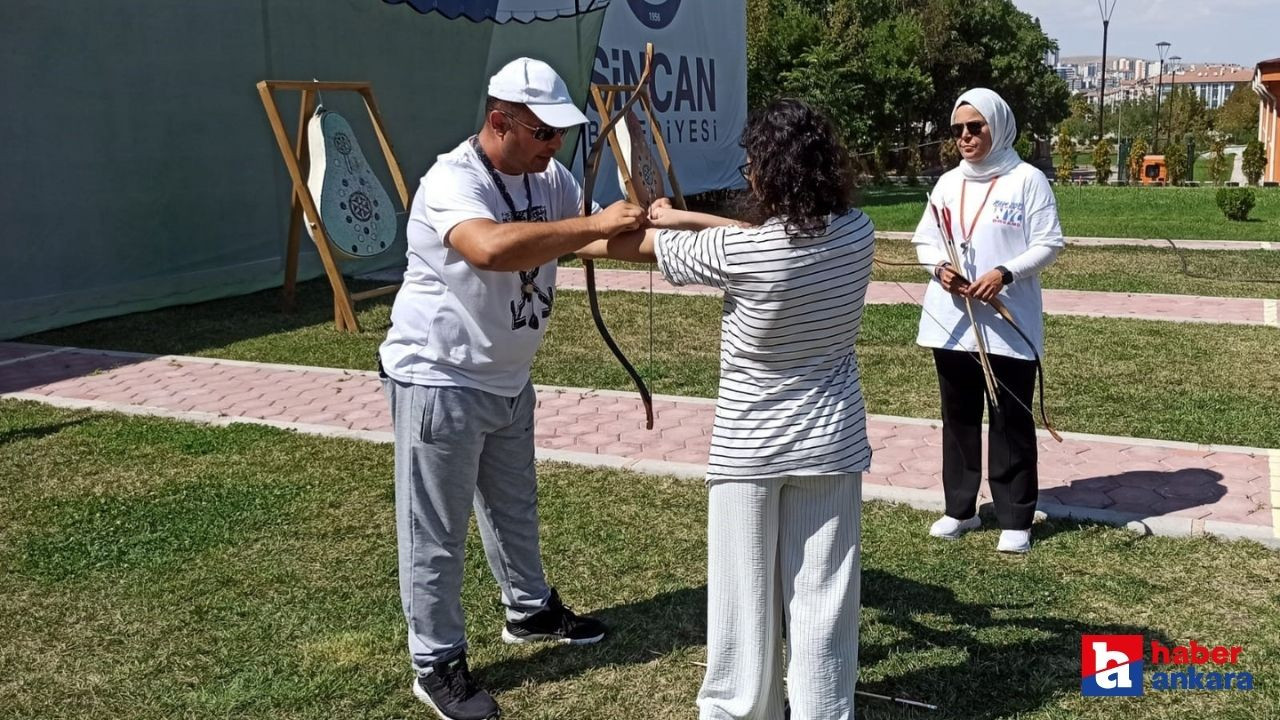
[
  {"left": 1, "top": 401, "right": 1276, "bottom": 719},
  {"left": 860, "top": 185, "right": 1280, "bottom": 241},
  {"left": 22, "top": 279, "right": 1280, "bottom": 448},
  {"left": 571, "top": 241, "right": 1280, "bottom": 299},
  {"left": 869, "top": 239, "right": 1280, "bottom": 299}
]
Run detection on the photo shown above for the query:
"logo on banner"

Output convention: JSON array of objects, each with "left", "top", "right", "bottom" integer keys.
[
  {"left": 1081, "top": 635, "right": 1254, "bottom": 696},
  {"left": 1081, "top": 635, "right": 1143, "bottom": 696},
  {"left": 627, "top": 0, "right": 682, "bottom": 29}
]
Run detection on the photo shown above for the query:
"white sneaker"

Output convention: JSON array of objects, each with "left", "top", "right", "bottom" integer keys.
[
  {"left": 997, "top": 529, "right": 1032, "bottom": 553},
  {"left": 929, "top": 515, "right": 982, "bottom": 539}
]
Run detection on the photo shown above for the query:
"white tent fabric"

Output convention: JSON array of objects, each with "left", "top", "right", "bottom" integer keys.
[{"left": 0, "top": 0, "right": 607, "bottom": 339}]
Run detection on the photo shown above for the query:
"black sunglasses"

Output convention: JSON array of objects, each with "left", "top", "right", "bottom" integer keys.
[
  {"left": 738, "top": 161, "right": 752, "bottom": 182},
  {"left": 501, "top": 111, "right": 568, "bottom": 142},
  {"left": 949, "top": 121, "right": 987, "bottom": 139}
]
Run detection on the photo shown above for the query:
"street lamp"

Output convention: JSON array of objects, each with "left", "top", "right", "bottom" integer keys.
[
  {"left": 1166, "top": 55, "right": 1181, "bottom": 150},
  {"left": 1117, "top": 87, "right": 1128, "bottom": 181},
  {"left": 1153, "top": 41, "right": 1171, "bottom": 152},
  {"left": 1097, "top": 0, "right": 1118, "bottom": 140}
]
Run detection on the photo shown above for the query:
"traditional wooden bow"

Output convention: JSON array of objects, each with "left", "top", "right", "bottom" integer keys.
[
  {"left": 932, "top": 201, "right": 1001, "bottom": 411},
  {"left": 580, "top": 44, "right": 662, "bottom": 429},
  {"left": 875, "top": 200, "right": 1063, "bottom": 443}
]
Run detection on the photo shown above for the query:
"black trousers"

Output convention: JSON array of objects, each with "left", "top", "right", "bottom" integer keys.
[{"left": 932, "top": 348, "right": 1039, "bottom": 530}]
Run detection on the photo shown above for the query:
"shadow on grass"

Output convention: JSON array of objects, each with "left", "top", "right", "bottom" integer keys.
[
  {"left": 858, "top": 568, "right": 1170, "bottom": 718},
  {"left": 477, "top": 569, "right": 1169, "bottom": 719},
  {"left": 19, "top": 278, "right": 394, "bottom": 359},
  {"left": 0, "top": 416, "right": 91, "bottom": 445},
  {"left": 480, "top": 586, "right": 707, "bottom": 694}
]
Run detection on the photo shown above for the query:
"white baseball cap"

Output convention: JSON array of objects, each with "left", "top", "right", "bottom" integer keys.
[{"left": 487, "top": 57, "right": 589, "bottom": 128}]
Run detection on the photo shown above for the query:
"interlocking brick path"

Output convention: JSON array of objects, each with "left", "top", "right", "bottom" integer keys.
[{"left": 3, "top": 343, "right": 1275, "bottom": 546}]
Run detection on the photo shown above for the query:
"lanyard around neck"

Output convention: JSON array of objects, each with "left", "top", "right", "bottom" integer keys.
[
  {"left": 469, "top": 135, "right": 532, "bottom": 220},
  {"left": 957, "top": 177, "right": 999, "bottom": 246}
]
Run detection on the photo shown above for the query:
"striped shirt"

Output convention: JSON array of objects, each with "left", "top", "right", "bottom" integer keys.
[{"left": 654, "top": 211, "right": 875, "bottom": 480}]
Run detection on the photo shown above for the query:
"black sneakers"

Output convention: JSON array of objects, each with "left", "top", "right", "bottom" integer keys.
[
  {"left": 413, "top": 653, "right": 500, "bottom": 720},
  {"left": 501, "top": 588, "right": 607, "bottom": 646}
]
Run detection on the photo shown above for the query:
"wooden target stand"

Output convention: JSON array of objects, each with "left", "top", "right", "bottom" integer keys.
[
  {"left": 257, "top": 80, "right": 408, "bottom": 332},
  {"left": 588, "top": 44, "right": 687, "bottom": 212}
]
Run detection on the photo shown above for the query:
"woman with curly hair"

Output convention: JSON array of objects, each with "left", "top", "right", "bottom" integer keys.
[{"left": 579, "top": 98, "right": 874, "bottom": 720}]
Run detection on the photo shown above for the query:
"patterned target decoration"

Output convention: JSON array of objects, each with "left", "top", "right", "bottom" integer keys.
[
  {"left": 349, "top": 191, "right": 374, "bottom": 222},
  {"left": 305, "top": 109, "right": 397, "bottom": 258},
  {"left": 334, "top": 132, "right": 353, "bottom": 155}
]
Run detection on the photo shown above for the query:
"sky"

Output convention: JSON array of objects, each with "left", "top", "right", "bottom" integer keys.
[{"left": 1012, "top": 0, "right": 1278, "bottom": 66}]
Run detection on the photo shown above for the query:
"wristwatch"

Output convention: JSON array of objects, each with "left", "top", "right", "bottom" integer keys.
[{"left": 996, "top": 265, "right": 1014, "bottom": 285}]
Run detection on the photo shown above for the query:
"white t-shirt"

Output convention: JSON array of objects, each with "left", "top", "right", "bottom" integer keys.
[
  {"left": 655, "top": 211, "right": 876, "bottom": 481},
  {"left": 379, "top": 138, "right": 587, "bottom": 396},
  {"left": 912, "top": 162, "right": 1065, "bottom": 360}
]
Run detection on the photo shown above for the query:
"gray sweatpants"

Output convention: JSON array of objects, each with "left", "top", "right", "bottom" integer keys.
[
  {"left": 698, "top": 474, "right": 863, "bottom": 720},
  {"left": 383, "top": 378, "right": 551, "bottom": 673}
]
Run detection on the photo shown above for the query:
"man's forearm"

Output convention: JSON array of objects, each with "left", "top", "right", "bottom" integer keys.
[{"left": 481, "top": 215, "right": 603, "bottom": 271}]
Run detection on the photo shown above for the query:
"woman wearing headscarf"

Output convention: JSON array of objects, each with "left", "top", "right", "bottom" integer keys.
[
  {"left": 912, "top": 88, "right": 1065, "bottom": 553},
  {"left": 579, "top": 98, "right": 874, "bottom": 720}
]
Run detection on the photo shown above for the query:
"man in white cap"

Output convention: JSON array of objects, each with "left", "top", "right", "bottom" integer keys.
[{"left": 379, "top": 57, "right": 645, "bottom": 720}]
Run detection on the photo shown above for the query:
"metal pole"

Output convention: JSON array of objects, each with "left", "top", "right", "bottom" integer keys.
[
  {"left": 1118, "top": 90, "right": 1125, "bottom": 137},
  {"left": 1166, "top": 57, "right": 1180, "bottom": 150},
  {"left": 1154, "top": 61, "right": 1165, "bottom": 153},
  {"left": 1117, "top": 89, "right": 1125, "bottom": 178},
  {"left": 1095, "top": 1, "right": 1119, "bottom": 140},
  {"left": 1098, "top": 19, "right": 1110, "bottom": 139},
  {"left": 1153, "top": 41, "right": 1170, "bottom": 153}
]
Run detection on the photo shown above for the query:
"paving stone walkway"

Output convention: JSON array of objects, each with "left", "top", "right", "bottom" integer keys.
[{"left": 3, "top": 342, "right": 1275, "bottom": 547}]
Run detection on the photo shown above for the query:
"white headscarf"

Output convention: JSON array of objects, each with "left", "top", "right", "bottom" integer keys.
[{"left": 953, "top": 88, "right": 1023, "bottom": 181}]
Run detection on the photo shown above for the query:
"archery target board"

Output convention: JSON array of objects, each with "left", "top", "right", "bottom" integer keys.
[
  {"left": 306, "top": 108, "right": 397, "bottom": 259},
  {"left": 613, "top": 108, "right": 665, "bottom": 208}
]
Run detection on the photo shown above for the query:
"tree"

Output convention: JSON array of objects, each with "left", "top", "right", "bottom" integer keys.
[
  {"left": 779, "top": 37, "right": 872, "bottom": 149},
  {"left": 1214, "top": 83, "right": 1260, "bottom": 144},
  {"left": 746, "top": 0, "right": 826, "bottom": 111},
  {"left": 905, "top": 140, "right": 922, "bottom": 185},
  {"left": 1014, "top": 133, "right": 1033, "bottom": 160},
  {"left": 914, "top": 0, "right": 1070, "bottom": 137},
  {"left": 1056, "top": 128, "right": 1074, "bottom": 183},
  {"left": 939, "top": 137, "right": 960, "bottom": 170},
  {"left": 1060, "top": 95, "right": 1095, "bottom": 141},
  {"left": 1165, "top": 143, "right": 1188, "bottom": 186},
  {"left": 1092, "top": 138, "right": 1114, "bottom": 185},
  {"left": 746, "top": 0, "right": 1070, "bottom": 159},
  {"left": 1127, "top": 136, "right": 1149, "bottom": 185},
  {"left": 1242, "top": 140, "right": 1267, "bottom": 186},
  {"left": 1207, "top": 137, "right": 1229, "bottom": 185},
  {"left": 1162, "top": 87, "right": 1211, "bottom": 151},
  {"left": 1114, "top": 94, "right": 1157, "bottom": 144}
]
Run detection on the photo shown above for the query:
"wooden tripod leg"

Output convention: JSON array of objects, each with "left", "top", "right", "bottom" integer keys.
[
  {"left": 256, "top": 82, "right": 360, "bottom": 333},
  {"left": 359, "top": 87, "right": 410, "bottom": 209},
  {"left": 591, "top": 87, "right": 643, "bottom": 204},
  {"left": 640, "top": 94, "right": 686, "bottom": 210},
  {"left": 283, "top": 89, "right": 314, "bottom": 311}
]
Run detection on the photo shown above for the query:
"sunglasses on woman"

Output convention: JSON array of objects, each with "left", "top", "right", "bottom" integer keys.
[
  {"left": 949, "top": 121, "right": 987, "bottom": 138},
  {"left": 502, "top": 112, "right": 569, "bottom": 142}
]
